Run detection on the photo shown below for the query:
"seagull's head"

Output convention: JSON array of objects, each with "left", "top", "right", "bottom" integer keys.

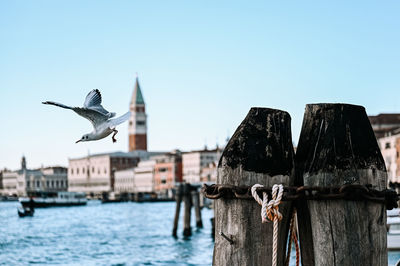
[{"left": 76, "top": 134, "right": 93, "bottom": 143}]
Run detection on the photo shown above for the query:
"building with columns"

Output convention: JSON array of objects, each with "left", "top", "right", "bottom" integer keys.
[
  {"left": 0, "top": 156, "right": 68, "bottom": 197},
  {"left": 129, "top": 76, "right": 147, "bottom": 151}
]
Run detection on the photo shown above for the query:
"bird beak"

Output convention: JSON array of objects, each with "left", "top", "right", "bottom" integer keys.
[{"left": 76, "top": 139, "right": 82, "bottom": 143}]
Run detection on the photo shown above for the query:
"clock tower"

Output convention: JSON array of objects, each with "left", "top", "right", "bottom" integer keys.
[{"left": 129, "top": 76, "right": 147, "bottom": 151}]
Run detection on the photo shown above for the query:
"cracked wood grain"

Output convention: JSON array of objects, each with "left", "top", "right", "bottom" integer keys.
[
  {"left": 295, "top": 104, "right": 387, "bottom": 266},
  {"left": 213, "top": 108, "right": 295, "bottom": 266}
]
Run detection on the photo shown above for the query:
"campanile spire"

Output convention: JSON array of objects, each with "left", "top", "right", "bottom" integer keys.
[{"left": 129, "top": 76, "right": 147, "bottom": 151}]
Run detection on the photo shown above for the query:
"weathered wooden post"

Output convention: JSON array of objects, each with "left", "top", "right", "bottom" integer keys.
[
  {"left": 183, "top": 183, "right": 192, "bottom": 237},
  {"left": 211, "top": 217, "right": 215, "bottom": 238},
  {"left": 214, "top": 108, "right": 295, "bottom": 266},
  {"left": 192, "top": 189, "right": 203, "bottom": 227},
  {"left": 295, "top": 104, "right": 388, "bottom": 266},
  {"left": 172, "top": 183, "right": 183, "bottom": 237}
]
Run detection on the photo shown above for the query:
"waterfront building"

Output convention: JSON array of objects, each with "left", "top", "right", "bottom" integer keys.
[
  {"left": 21, "top": 166, "right": 68, "bottom": 196},
  {"left": 133, "top": 160, "right": 156, "bottom": 193},
  {"left": 68, "top": 152, "right": 141, "bottom": 196},
  {"left": 369, "top": 113, "right": 400, "bottom": 139},
  {"left": 200, "top": 162, "right": 217, "bottom": 183},
  {"left": 378, "top": 130, "right": 400, "bottom": 184},
  {"left": 182, "top": 148, "right": 222, "bottom": 184},
  {"left": 129, "top": 76, "right": 147, "bottom": 151},
  {"left": 153, "top": 150, "right": 183, "bottom": 198},
  {"left": 114, "top": 168, "right": 135, "bottom": 194},
  {"left": 1, "top": 171, "right": 18, "bottom": 196},
  {"left": 0, "top": 156, "right": 68, "bottom": 196}
]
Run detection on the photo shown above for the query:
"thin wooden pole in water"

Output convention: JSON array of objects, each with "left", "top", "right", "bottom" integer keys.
[
  {"left": 213, "top": 108, "right": 295, "bottom": 266},
  {"left": 183, "top": 183, "right": 192, "bottom": 237},
  {"left": 192, "top": 190, "right": 203, "bottom": 228},
  {"left": 295, "top": 104, "right": 388, "bottom": 266},
  {"left": 172, "top": 183, "right": 183, "bottom": 237}
]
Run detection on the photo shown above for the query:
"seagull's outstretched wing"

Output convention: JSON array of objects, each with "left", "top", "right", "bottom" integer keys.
[
  {"left": 83, "top": 89, "right": 102, "bottom": 107},
  {"left": 42, "top": 101, "right": 73, "bottom": 110},
  {"left": 42, "top": 100, "right": 108, "bottom": 128},
  {"left": 83, "top": 89, "right": 115, "bottom": 117},
  {"left": 108, "top": 111, "right": 131, "bottom": 128},
  {"left": 72, "top": 107, "right": 108, "bottom": 128}
]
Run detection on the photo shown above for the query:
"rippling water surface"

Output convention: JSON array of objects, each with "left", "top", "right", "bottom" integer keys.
[
  {"left": 1, "top": 201, "right": 214, "bottom": 265},
  {"left": 1, "top": 201, "right": 399, "bottom": 265}
]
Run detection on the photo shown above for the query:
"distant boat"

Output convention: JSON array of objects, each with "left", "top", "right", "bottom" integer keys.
[
  {"left": 387, "top": 208, "right": 400, "bottom": 251},
  {"left": 17, "top": 207, "right": 34, "bottom": 217},
  {"left": 1, "top": 195, "right": 18, "bottom": 201},
  {"left": 19, "top": 191, "right": 87, "bottom": 208},
  {"left": 101, "top": 192, "right": 123, "bottom": 204}
]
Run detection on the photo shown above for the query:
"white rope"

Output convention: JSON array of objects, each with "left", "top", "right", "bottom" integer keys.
[
  {"left": 251, "top": 183, "right": 284, "bottom": 266},
  {"left": 251, "top": 184, "right": 268, "bottom": 223}
]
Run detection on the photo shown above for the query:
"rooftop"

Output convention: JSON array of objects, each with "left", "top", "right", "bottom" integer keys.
[
  {"left": 368, "top": 113, "right": 400, "bottom": 125},
  {"left": 69, "top": 151, "right": 167, "bottom": 161}
]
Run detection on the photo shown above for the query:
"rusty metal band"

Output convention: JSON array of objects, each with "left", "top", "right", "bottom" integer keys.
[{"left": 201, "top": 184, "right": 399, "bottom": 210}]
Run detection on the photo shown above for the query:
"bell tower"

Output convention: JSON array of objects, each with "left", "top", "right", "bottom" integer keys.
[
  {"left": 129, "top": 76, "right": 147, "bottom": 151},
  {"left": 21, "top": 156, "right": 27, "bottom": 171}
]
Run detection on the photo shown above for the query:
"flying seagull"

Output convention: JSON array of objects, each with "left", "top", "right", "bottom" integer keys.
[{"left": 42, "top": 89, "right": 130, "bottom": 143}]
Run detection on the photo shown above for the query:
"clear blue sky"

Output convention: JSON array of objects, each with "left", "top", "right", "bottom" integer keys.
[{"left": 1, "top": 1, "right": 399, "bottom": 170}]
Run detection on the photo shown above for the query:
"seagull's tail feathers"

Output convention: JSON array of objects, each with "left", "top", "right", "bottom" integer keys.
[
  {"left": 108, "top": 111, "right": 131, "bottom": 127},
  {"left": 42, "top": 101, "right": 73, "bottom": 110}
]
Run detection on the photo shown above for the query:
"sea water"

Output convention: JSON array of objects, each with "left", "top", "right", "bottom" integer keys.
[{"left": 0, "top": 201, "right": 399, "bottom": 265}]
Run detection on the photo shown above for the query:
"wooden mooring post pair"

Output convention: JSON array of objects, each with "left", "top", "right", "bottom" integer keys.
[
  {"left": 212, "top": 104, "right": 388, "bottom": 266},
  {"left": 172, "top": 183, "right": 203, "bottom": 237}
]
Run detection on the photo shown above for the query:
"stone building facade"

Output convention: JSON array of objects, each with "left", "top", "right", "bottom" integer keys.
[
  {"left": 378, "top": 132, "right": 400, "bottom": 184},
  {"left": 0, "top": 156, "right": 68, "bottom": 197},
  {"left": 1, "top": 171, "right": 18, "bottom": 196},
  {"left": 369, "top": 113, "right": 400, "bottom": 139},
  {"left": 153, "top": 150, "right": 183, "bottom": 198},
  {"left": 114, "top": 168, "right": 135, "bottom": 194},
  {"left": 133, "top": 160, "right": 156, "bottom": 193},
  {"left": 200, "top": 162, "right": 217, "bottom": 183},
  {"left": 22, "top": 167, "right": 68, "bottom": 196},
  {"left": 68, "top": 152, "right": 140, "bottom": 196},
  {"left": 182, "top": 148, "right": 222, "bottom": 184}
]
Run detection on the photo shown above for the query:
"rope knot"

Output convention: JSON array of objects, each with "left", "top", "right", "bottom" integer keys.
[
  {"left": 251, "top": 183, "right": 284, "bottom": 223},
  {"left": 251, "top": 183, "right": 285, "bottom": 266}
]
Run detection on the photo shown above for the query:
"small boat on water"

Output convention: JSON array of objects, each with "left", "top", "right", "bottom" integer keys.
[
  {"left": 387, "top": 208, "right": 400, "bottom": 251},
  {"left": 1, "top": 195, "right": 19, "bottom": 201},
  {"left": 101, "top": 192, "right": 123, "bottom": 204},
  {"left": 19, "top": 191, "right": 87, "bottom": 208},
  {"left": 17, "top": 207, "right": 34, "bottom": 217}
]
